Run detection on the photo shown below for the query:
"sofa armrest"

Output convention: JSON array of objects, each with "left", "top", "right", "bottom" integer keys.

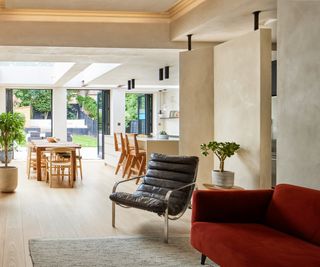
[{"left": 192, "top": 189, "right": 274, "bottom": 223}]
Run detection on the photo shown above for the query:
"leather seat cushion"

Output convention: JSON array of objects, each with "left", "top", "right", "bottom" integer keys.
[
  {"left": 110, "top": 191, "right": 166, "bottom": 215},
  {"left": 110, "top": 185, "right": 188, "bottom": 216}
]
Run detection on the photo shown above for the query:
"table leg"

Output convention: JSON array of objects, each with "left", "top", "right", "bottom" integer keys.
[
  {"left": 36, "top": 147, "right": 42, "bottom": 181},
  {"left": 71, "top": 150, "right": 76, "bottom": 186}
]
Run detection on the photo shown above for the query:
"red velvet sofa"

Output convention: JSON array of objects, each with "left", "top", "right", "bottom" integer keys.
[{"left": 191, "top": 184, "right": 320, "bottom": 267}]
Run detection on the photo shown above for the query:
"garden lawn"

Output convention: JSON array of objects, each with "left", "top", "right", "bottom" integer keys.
[{"left": 72, "top": 135, "right": 97, "bottom": 147}]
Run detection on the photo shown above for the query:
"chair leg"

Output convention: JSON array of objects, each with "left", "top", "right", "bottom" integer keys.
[
  {"left": 164, "top": 208, "right": 169, "bottom": 243},
  {"left": 112, "top": 202, "right": 116, "bottom": 227},
  {"left": 127, "top": 157, "right": 136, "bottom": 179},
  {"left": 115, "top": 153, "right": 125, "bottom": 175},
  {"left": 79, "top": 158, "right": 83, "bottom": 180},
  {"left": 201, "top": 254, "right": 207, "bottom": 265},
  {"left": 136, "top": 156, "right": 146, "bottom": 184},
  {"left": 122, "top": 155, "right": 131, "bottom": 178}
]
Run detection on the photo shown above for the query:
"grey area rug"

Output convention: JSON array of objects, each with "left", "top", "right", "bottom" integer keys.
[{"left": 29, "top": 236, "right": 218, "bottom": 267}]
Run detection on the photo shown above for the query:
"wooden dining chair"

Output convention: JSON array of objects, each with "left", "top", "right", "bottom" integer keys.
[
  {"left": 27, "top": 142, "right": 48, "bottom": 180},
  {"left": 124, "top": 133, "right": 146, "bottom": 183},
  {"left": 76, "top": 147, "right": 83, "bottom": 180},
  {"left": 114, "top": 133, "right": 129, "bottom": 177},
  {"left": 58, "top": 146, "right": 83, "bottom": 180},
  {"left": 46, "top": 147, "right": 75, "bottom": 188}
]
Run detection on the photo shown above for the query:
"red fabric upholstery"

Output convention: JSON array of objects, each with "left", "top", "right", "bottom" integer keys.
[
  {"left": 191, "top": 222, "right": 320, "bottom": 267},
  {"left": 191, "top": 184, "right": 320, "bottom": 266},
  {"left": 192, "top": 189, "right": 273, "bottom": 223},
  {"left": 266, "top": 184, "right": 320, "bottom": 246}
]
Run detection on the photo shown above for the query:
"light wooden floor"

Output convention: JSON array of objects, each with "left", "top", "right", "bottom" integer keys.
[{"left": 0, "top": 160, "right": 192, "bottom": 267}]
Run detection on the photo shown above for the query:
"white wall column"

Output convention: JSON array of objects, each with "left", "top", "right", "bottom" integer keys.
[
  {"left": 52, "top": 87, "right": 67, "bottom": 141},
  {"left": 0, "top": 88, "right": 6, "bottom": 113},
  {"left": 110, "top": 89, "right": 125, "bottom": 134}
]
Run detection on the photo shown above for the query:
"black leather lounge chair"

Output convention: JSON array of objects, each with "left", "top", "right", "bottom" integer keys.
[{"left": 109, "top": 153, "right": 199, "bottom": 243}]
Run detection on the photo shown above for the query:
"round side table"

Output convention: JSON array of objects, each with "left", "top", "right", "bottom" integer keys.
[{"left": 203, "top": 183, "right": 244, "bottom": 191}]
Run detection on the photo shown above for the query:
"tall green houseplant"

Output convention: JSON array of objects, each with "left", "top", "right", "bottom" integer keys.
[{"left": 0, "top": 112, "right": 25, "bottom": 167}]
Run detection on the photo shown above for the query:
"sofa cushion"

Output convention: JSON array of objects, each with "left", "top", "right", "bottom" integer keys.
[
  {"left": 191, "top": 222, "right": 320, "bottom": 267},
  {"left": 266, "top": 184, "right": 320, "bottom": 246}
]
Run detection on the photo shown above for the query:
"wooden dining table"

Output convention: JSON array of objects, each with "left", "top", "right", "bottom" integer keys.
[{"left": 31, "top": 140, "right": 81, "bottom": 182}]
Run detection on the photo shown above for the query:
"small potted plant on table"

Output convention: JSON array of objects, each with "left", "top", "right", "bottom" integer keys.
[
  {"left": 200, "top": 141, "right": 240, "bottom": 188},
  {"left": 0, "top": 112, "right": 25, "bottom": 193},
  {"left": 158, "top": 130, "right": 169, "bottom": 140}
]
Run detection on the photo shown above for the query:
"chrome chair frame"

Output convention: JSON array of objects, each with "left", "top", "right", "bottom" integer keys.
[{"left": 111, "top": 164, "right": 198, "bottom": 243}]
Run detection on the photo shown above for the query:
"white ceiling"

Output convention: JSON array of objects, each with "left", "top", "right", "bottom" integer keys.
[
  {"left": 171, "top": 0, "right": 277, "bottom": 42},
  {"left": 0, "top": 0, "right": 278, "bottom": 91},
  {"left": 0, "top": 47, "right": 182, "bottom": 91},
  {"left": 5, "top": 0, "right": 181, "bottom": 12}
]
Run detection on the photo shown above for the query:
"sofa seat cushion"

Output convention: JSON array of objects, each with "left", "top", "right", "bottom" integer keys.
[{"left": 191, "top": 222, "right": 320, "bottom": 267}]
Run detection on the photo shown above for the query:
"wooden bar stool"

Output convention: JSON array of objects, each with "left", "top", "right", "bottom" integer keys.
[
  {"left": 114, "top": 133, "right": 128, "bottom": 177},
  {"left": 125, "top": 133, "right": 146, "bottom": 183}
]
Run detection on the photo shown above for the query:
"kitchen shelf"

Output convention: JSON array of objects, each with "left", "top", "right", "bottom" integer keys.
[{"left": 159, "top": 117, "right": 179, "bottom": 119}]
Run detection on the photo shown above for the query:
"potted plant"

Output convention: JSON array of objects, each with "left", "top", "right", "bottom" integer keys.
[
  {"left": 0, "top": 112, "right": 25, "bottom": 193},
  {"left": 200, "top": 141, "right": 240, "bottom": 188},
  {"left": 158, "top": 130, "right": 169, "bottom": 140}
]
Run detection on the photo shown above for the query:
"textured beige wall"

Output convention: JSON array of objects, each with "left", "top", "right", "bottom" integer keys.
[
  {"left": 179, "top": 47, "right": 214, "bottom": 184},
  {"left": 214, "top": 29, "right": 272, "bottom": 189},
  {"left": 277, "top": 0, "right": 320, "bottom": 189}
]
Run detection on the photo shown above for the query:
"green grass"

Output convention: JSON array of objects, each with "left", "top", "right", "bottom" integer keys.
[{"left": 72, "top": 135, "right": 97, "bottom": 147}]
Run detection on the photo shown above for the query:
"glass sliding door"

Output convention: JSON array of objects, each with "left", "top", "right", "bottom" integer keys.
[
  {"left": 126, "top": 93, "right": 153, "bottom": 135},
  {"left": 97, "top": 90, "right": 110, "bottom": 159}
]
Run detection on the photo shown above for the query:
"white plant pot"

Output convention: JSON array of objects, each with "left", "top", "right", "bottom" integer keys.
[
  {"left": 158, "top": 134, "right": 169, "bottom": 140},
  {"left": 0, "top": 167, "right": 18, "bottom": 193},
  {"left": 211, "top": 170, "right": 234, "bottom": 188}
]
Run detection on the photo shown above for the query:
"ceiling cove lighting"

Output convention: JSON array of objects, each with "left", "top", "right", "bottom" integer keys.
[{"left": 65, "top": 63, "right": 120, "bottom": 87}]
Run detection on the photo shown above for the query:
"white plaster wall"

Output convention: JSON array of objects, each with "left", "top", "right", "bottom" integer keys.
[
  {"left": 0, "top": 88, "right": 6, "bottom": 113},
  {"left": 277, "top": 0, "right": 320, "bottom": 189},
  {"left": 110, "top": 89, "right": 125, "bottom": 134},
  {"left": 180, "top": 47, "right": 214, "bottom": 185},
  {"left": 214, "top": 29, "right": 272, "bottom": 189},
  {"left": 52, "top": 87, "right": 67, "bottom": 141}
]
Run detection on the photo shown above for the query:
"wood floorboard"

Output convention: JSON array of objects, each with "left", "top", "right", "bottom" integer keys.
[{"left": 0, "top": 160, "right": 192, "bottom": 266}]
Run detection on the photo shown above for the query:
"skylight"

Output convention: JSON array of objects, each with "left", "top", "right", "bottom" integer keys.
[
  {"left": 0, "top": 62, "right": 74, "bottom": 85},
  {"left": 65, "top": 63, "right": 120, "bottom": 87}
]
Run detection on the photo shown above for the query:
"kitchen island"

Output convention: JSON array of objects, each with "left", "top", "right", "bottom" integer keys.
[{"left": 104, "top": 135, "right": 179, "bottom": 168}]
